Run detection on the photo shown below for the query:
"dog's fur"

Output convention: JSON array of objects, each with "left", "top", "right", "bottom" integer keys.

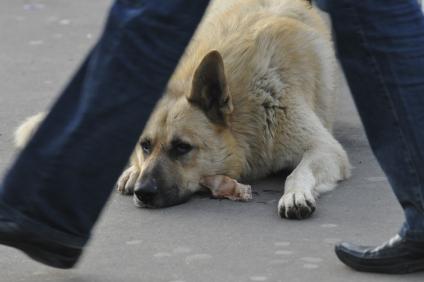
[{"left": 16, "top": 0, "right": 350, "bottom": 219}]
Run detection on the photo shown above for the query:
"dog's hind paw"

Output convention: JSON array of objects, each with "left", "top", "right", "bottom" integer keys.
[
  {"left": 278, "top": 191, "right": 316, "bottom": 220},
  {"left": 116, "top": 165, "right": 140, "bottom": 195}
]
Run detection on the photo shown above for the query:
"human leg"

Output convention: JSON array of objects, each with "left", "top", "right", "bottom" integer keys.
[
  {"left": 316, "top": 0, "right": 424, "bottom": 273},
  {"left": 0, "top": 0, "right": 209, "bottom": 268}
]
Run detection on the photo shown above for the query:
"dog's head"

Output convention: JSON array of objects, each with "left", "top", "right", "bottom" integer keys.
[{"left": 133, "top": 51, "right": 243, "bottom": 208}]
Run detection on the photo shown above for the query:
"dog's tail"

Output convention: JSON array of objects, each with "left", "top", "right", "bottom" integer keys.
[{"left": 14, "top": 112, "right": 46, "bottom": 149}]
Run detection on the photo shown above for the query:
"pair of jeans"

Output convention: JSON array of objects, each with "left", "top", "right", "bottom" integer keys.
[
  {"left": 315, "top": 0, "right": 424, "bottom": 240},
  {"left": 0, "top": 0, "right": 210, "bottom": 247}
]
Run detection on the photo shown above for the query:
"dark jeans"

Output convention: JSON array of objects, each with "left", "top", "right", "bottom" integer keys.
[
  {"left": 0, "top": 0, "right": 210, "bottom": 247},
  {"left": 316, "top": 0, "right": 424, "bottom": 240}
]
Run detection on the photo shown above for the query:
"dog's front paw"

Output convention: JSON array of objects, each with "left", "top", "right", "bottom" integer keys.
[
  {"left": 116, "top": 165, "right": 140, "bottom": 195},
  {"left": 278, "top": 191, "right": 316, "bottom": 220}
]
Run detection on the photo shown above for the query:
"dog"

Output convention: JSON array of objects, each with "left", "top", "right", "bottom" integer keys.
[{"left": 15, "top": 0, "right": 350, "bottom": 219}]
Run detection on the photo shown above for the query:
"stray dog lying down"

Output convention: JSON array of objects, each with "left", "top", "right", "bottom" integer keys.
[{"left": 15, "top": 0, "right": 350, "bottom": 219}]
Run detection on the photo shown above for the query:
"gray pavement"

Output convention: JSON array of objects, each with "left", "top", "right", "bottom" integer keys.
[{"left": 0, "top": 1, "right": 423, "bottom": 281}]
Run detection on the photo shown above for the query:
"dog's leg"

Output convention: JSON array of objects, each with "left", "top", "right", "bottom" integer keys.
[
  {"left": 200, "top": 175, "right": 252, "bottom": 201},
  {"left": 278, "top": 126, "right": 351, "bottom": 219},
  {"left": 116, "top": 152, "right": 141, "bottom": 195}
]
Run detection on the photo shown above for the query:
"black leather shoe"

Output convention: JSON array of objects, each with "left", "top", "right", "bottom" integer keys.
[
  {"left": 0, "top": 218, "right": 82, "bottom": 269},
  {"left": 335, "top": 235, "right": 424, "bottom": 274}
]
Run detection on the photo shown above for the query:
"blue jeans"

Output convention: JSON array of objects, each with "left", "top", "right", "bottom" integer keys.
[
  {"left": 316, "top": 0, "right": 424, "bottom": 241},
  {"left": 0, "top": 0, "right": 210, "bottom": 247}
]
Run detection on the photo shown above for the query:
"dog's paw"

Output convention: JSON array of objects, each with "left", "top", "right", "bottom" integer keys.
[
  {"left": 237, "top": 183, "right": 253, "bottom": 201},
  {"left": 116, "top": 165, "right": 140, "bottom": 195},
  {"left": 278, "top": 191, "right": 316, "bottom": 220},
  {"left": 200, "top": 175, "right": 253, "bottom": 202}
]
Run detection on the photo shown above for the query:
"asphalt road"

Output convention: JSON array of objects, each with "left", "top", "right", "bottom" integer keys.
[{"left": 0, "top": 1, "right": 423, "bottom": 281}]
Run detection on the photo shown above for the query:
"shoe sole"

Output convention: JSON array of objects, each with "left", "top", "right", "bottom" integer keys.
[
  {"left": 0, "top": 237, "right": 79, "bottom": 269},
  {"left": 335, "top": 247, "right": 424, "bottom": 274},
  {"left": 0, "top": 223, "right": 80, "bottom": 269}
]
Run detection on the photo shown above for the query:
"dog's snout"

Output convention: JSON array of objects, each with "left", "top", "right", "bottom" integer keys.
[{"left": 134, "top": 177, "right": 158, "bottom": 197}]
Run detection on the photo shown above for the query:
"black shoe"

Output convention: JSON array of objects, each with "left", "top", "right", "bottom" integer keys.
[
  {"left": 335, "top": 234, "right": 424, "bottom": 274},
  {"left": 0, "top": 218, "right": 82, "bottom": 269}
]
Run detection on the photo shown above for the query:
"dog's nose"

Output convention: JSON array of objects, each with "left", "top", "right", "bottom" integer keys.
[{"left": 134, "top": 177, "right": 158, "bottom": 198}]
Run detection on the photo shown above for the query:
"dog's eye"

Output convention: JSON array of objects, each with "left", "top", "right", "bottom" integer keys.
[
  {"left": 140, "top": 140, "right": 152, "bottom": 154},
  {"left": 172, "top": 141, "right": 193, "bottom": 156}
]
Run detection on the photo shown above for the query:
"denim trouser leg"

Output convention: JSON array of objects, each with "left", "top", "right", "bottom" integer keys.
[
  {"left": 0, "top": 0, "right": 209, "bottom": 246},
  {"left": 316, "top": 0, "right": 424, "bottom": 240}
]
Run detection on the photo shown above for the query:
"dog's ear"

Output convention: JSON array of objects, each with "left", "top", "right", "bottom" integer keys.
[{"left": 188, "top": 50, "right": 233, "bottom": 125}]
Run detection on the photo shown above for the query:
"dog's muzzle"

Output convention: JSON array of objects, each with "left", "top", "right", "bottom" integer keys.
[
  {"left": 134, "top": 178, "right": 158, "bottom": 207},
  {"left": 133, "top": 178, "right": 191, "bottom": 208}
]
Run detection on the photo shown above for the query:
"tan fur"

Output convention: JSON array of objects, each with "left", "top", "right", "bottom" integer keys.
[
  {"left": 16, "top": 0, "right": 350, "bottom": 219},
  {"left": 200, "top": 175, "right": 252, "bottom": 201}
]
